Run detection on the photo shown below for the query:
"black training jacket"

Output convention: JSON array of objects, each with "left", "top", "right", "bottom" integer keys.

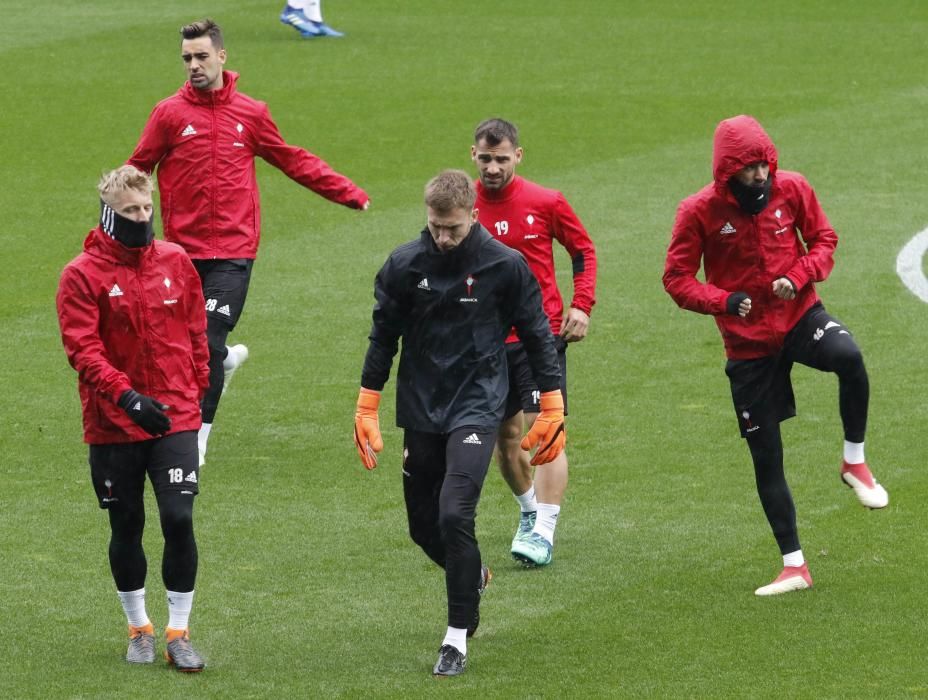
[{"left": 361, "top": 224, "right": 560, "bottom": 434}]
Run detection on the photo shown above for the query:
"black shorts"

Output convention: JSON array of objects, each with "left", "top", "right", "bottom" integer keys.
[
  {"left": 193, "top": 258, "right": 253, "bottom": 328},
  {"left": 503, "top": 337, "right": 568, "bottom": 420},
  {"left": 726, "top": 302, "right": 855, "bottom": 438},
  {"left": 88, "top": 431, "right": 200, "bottom": 509}
]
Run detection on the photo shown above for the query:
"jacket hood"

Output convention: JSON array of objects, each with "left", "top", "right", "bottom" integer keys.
[
  {"left": 181, "top": 70, "right": 239, "bottom": 105},
  {"left": 83, "top": 226, "right": 150, "bottom": 266},
  {"left": 712, "top": 115, "right": 778, "bottom": 189}
]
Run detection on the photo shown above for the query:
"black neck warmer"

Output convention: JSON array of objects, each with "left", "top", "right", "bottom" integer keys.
[
  {"left": 100, "top": 200, "right": 154, "bottom": 248},
  {"left": 728, "top": 177, "right": 772, "bottom": 215}
]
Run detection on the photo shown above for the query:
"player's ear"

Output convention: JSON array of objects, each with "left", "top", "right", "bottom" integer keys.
[
  {"left": 471, "top": 208, "right": 479, "bottom": 222},
  {"left": 515, "top": 147, "right": 524, "bottom": 164},
  {"left": 218, "top": 48, "right": 227, "bottom": 65},
  {"left": 470, "top": 145, "right": 478, "bottom": 161}
]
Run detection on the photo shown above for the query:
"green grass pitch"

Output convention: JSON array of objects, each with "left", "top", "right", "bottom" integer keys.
[{"left": 2, "top": 1, "right": 927, "bottom": 697}]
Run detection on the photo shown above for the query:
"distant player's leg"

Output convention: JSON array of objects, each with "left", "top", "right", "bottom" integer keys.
[
  {"left": 726, "top": 357, "right": 812, "bottom": 596},
  {"left": 496, "top": 343, "right": 540, "bottom": 558},
  {"left": 280, "top": 0, "right": 323, "bottom": 36},
  {"left": 89, "top": 441, "right": 156, "bottom": 662},
  {"left": 788, "top": 305, "right": 887, "bottom": 508},
  {"left": 150, "top": 431, "right": 204, "bottom": 672},
  {"left": 193, "top": 259, "right": 252, "bottom": 467},
  {"left": 432, "top": 427, "right": 495, "bottom": 676},
  {"left": 496, "top": 410, "right": 537, "bottom": 545},
  {"left": 510, "top": 341, "right": 569, "bottom": 567}
]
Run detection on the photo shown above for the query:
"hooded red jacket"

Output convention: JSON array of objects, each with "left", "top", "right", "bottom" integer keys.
[
  {"left": 128, "top": 71, "right": 369, "bottom": 260},
  {"left": 57, "top": 228, "right": 210, "bottom": 444},
  {"left": 663, "top": 115, "right": 838, "bottom": 359}
]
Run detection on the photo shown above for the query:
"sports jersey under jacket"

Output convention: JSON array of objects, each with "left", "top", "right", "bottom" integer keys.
[
  {"left": 128, "top": 70, "right": 369, "bottom": 260},
  {"left": 57, "top": 228, "right": 210, "bottom": 444},
  {"left": 663, "top": 115, "right": 838, "bottom": 360},
  {"left": 361, "top": 224, "right": 561, "bottom": 434},
  {"left": 476, "top": 176, "right": 597, "bottom": 338}
]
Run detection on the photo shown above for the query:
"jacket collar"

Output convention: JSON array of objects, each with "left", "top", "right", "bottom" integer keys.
[
  {"left": 83, "top": 226, "right": 152, "bottom": 267},
  {"left": 180, "top": 70, "right": 239, "bottom": 105},
  {"left": 476, "top": 175, "right": 524, "bottom": 204}
]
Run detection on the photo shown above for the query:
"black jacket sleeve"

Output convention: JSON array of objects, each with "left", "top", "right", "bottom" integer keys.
[
  {"left": 360, "top": 255, "right": 405, "bottom": 390},
  {"left": 507, "top": 256, "right": 561, "bottom": 392}
]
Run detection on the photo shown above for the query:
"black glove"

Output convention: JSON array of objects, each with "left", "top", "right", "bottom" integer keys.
[
  {"left": 726, "top": 292, "right": 749, "bottom": 316},
  {"left": 118, "top": 389, "right": 171, "bottom": 436}
]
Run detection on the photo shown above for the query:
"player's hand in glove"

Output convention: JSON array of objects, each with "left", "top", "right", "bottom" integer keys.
[
  {"left": 118, "top": 389, "right": 171, "bottom": 436},
  {"left": 521, "top": 390, "right": 566, "bottom": 466},
  {"left": 354, "top": 388, "right": 383, "bottom": 470}
]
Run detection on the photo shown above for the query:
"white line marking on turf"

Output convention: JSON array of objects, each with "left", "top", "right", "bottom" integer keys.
[{"left": 896, "top": 227, "right": 928, "bottom": 303}]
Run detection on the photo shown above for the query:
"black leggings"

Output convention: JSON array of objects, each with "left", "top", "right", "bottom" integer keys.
[
  {"left": 90, "top": 432, "right": 199, "bottom": 592},
  {"left": 403, "top": 428, "right": 496, "bottom": 629},
  {"left": 738, "top": 305, "right": 869, "bottom": 555},
  {"left": 108, "top": 490, "right": 198, "bottom": 592},
  {"left": 202, "top": 315, "right": 230, "bottom": 424}
]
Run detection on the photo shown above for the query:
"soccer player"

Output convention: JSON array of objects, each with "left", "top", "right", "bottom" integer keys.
[
  {"left": 663, "top": 115, "right": 889, "bottom": 596},
  {"left": 353, "top": 170, "right": 566, "bottom": 676},
  {"left": 128, "top": 18, "right": 369, "bottom": 467},
  {"left": 471, "top": 118, "right": 597, "bottom": 567},
  {"left": 280, "top": 0, "right": 344, "bottom": 37},
  {"left": 56, "top": 165, "right": 210, "bottom": 670}
]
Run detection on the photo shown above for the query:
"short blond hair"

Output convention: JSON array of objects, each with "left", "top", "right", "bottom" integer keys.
[
  {"left": 424, "top": 169, "right": 476, "bottom": 212},
  {"left": 97, "top": 165, "right": 153, "bottom": 207}
]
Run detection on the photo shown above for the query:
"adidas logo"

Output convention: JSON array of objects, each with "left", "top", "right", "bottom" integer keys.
[
  {"left": 462, "top": 433, "right": 482, "bottom": 445},
  {"left": 131, "top": 401, "right": 142, "bottom": 412},
  {"left": 417, "top": 278, "right": 430, "bottom": 290},
  {"left": 109, "top": 283, "right": 123, "bottom": 297},
  {"left": 181, "top": 124, "right": 197, "bottom": 137},
  {"left": 185, "top": 471, "right": 198, "bottom": 484},
  {"left": 720, "top": 222, "right": 736, "bottom": 235},
  {"left": 217, "top": 304, "right": 231, "bottom": 317}
]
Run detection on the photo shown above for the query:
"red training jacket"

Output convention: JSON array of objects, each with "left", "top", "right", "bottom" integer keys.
[
  {"left": 57, "top": 228, "right": 210, "bottom": 444},
  {"left": 128, "top": 71, "right": 369, "bottom": 260},
  {"left": 476, "top": 176, "right": 597, "bottom": 339},
  {"left": 663, "top": 115, "right": 837, "bottom": 359}
]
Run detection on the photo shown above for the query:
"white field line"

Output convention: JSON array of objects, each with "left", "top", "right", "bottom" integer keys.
[{"left": 896, "top": 227, "right": 928, "bottom": 303}]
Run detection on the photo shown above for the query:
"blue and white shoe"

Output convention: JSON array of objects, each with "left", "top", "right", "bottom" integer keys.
[
  {"left": 510, "top": 510, "right": 536, "bottom": 553},
  {"left": 279, "top": 7, "right": 323, "bottom": 36},
  {"left": 310, "top": 21, "right": 344, "bottom": 37},
  {"left": 511, "top": 532, "right": 553, "bottom": 567}
]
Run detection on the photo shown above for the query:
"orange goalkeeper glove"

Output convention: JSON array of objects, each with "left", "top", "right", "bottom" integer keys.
[
  {"left": 354, "top": 388, "right": 384, "bottom": 470},
  {"left": 520, "top": 390, "right": 566, "bottom": 466}
]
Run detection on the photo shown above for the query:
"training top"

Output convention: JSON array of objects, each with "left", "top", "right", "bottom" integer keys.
[
  {"left": 57, "top": 227, "right": 210, "bottom": 444},
  {"left": 476, "top": 175, "right": 597, "bottom": 339},
  {"left": 663, "top": 115, "right": 838, "bottom": 360},
  {"left": 361, "top": 224, "right": 561, "bottom": 434},
  {"left": 128, "top": 70, "right": 369, "bottom": 260}
]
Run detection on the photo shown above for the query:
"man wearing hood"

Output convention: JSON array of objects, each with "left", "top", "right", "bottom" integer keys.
[
  {"left": 128, "top": 18, "right": 369, "bottom": 467},
  {"left": 663, "top": 115, "right": 888, "bottom": 596},
  {"left": 57, "top": 166, "right": 210, "bottom": 670},
  {"left": 353, "top": 170, "right": 565, "bottom": 675}
]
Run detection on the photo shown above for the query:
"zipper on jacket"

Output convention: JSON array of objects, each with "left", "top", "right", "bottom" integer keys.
[{"left": 210, "top": 100, "right": 218, "bottom": 258}]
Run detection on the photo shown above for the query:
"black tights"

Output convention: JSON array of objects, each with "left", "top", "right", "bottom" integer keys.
[{"left": 108, "top": 490, "right": 198, "bottom": 592}]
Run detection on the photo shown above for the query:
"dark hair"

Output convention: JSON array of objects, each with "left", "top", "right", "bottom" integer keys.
[
  {"left": 424, "top": 170, "right": 477, "bottom": 212},
  {"left": 181, "top": 18, "right": 224, "bottom": 49},
  {"left": 474, "top": 118, "right": 519, "bottom": 147}
]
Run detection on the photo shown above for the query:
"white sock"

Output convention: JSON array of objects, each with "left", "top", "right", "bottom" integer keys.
[
  {"left": 118, "top": 588, "right": 151, "bottom": 628},
  {"left": 783, "top": 550, "right": 804, "bottom": 568},
  {"left": 515, "top": 485, "right": 537, "bottom": 513},
  {"left": 532, "top": 503, "right": 560, "bottom": 544},
  {"left": 442, "top": 626, "right": 467, "bottom": 655},
  {"left": 286, "top": 0, "right": 308, "bottom": 11},
  {"left": 844, "top": 440, "right": 865, "bottom": 465},
  {"left": 166, "top": 590, "right": 195, "bottom": 631},
  {"left": 304, "top": 0, "right": 322, "bottom": 22},
  {"left": 198, "top": 423, "right": 212, "bottom": 459}
]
